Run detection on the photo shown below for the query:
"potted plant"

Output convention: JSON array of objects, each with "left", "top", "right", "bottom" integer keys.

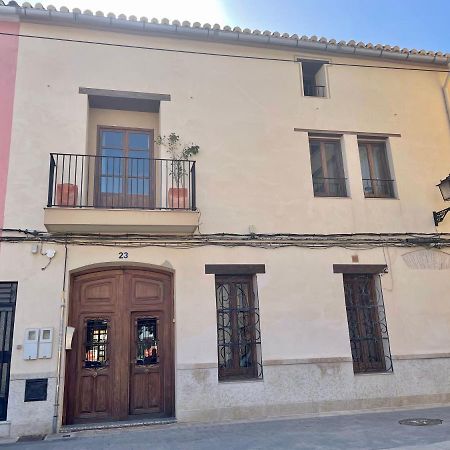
[
  {"left": 56, "top": 182, "right": 78, "bottom": 207},
  {"left": 155, "top": 133, "right": 199, "bottom": 208}
]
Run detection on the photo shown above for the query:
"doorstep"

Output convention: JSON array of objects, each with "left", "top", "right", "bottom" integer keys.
[{"left": 59, "top": 417, "right": 177, "bottom": 433}]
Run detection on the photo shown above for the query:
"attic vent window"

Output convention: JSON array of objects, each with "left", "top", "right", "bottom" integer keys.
[{"left": 300, "top": 60, "right": 328, "bottom": 98}]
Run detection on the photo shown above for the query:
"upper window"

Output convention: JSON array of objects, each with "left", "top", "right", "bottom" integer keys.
[
  {"left": 309, "top": 138, "right": 347, "bottom": 197},
  {"left": 342, "top": 273, "right": 393, "bottom": 374},
  {"left": 358, "top": 140, "right": 395, "bottom": 198},
  {"left": 301, "top": 60, "right": 327, "bottom": 98},
  {"left": 215, "top": 275, "right": 263, "bottom": 381}
]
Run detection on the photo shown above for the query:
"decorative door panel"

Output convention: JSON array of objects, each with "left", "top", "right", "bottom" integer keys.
[
  {"left": 80, "top": 281, "right": 116, "bottom": 308},
  {"left": 127, "top": 273, "right": 164, "bottom": 307},
  {"left": 79, "top": 372, "right": 109, "bottom": 414},
  {"left": 77, "top": 270, "right": 122, "bottom": 310}
]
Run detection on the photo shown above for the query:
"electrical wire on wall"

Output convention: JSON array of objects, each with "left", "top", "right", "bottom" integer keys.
[
  {"left": 0, "top": 31, "right": 449, "bottom": 74},
  {"left": 1, "top": 228, "right": 449, "bottom": 250}
]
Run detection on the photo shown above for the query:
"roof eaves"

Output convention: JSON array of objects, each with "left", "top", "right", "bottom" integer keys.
[{"left": 0, "top": 2, "right": 449, "bottom": 66}]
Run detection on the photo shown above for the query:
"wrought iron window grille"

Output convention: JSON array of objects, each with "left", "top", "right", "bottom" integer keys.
[
  {"left": 343, "top": 274, "right": 393, "bottom": 374},
  {"left": 215, "top": 275, "right": 263, "bottom": 381},
  {"left": 135, "top": 318, "right": 159, "bottom": 366},
  {"left": 84, "top": 319, "right": 109, "bottom": 369}
]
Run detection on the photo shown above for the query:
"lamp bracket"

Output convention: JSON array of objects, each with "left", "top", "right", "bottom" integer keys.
[{"left": 433, "top": 207, "right": 450, "bottom": 226}]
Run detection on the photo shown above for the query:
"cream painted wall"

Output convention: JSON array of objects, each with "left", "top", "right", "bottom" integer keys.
[
  {"left": 1, "top": 242, "right": 450, "bottom": 376},
  {"left": 2, "top": 22, "right": 450, "bottom": 234}
]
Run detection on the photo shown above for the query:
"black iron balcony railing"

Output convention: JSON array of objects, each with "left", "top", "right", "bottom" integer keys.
[
  {"left": 313, "top": 177, "right": 347, "bottom": 197},
  {"left": 47, "top": 153, "right": 196, "bottom": 210},
  {"left": 362, "top": 179, "right": 395, "bottom": 198},
  {"left": 303, "top": 82, "right": 326, "bottom": 98}
]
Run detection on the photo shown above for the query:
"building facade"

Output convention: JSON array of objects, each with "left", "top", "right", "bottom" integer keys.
[{"left": 1, "top": 1, "right": 450, "bottom": 438}]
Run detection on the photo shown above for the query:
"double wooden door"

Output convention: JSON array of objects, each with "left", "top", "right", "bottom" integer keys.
[{"left": 65, "top": 268, "right": 174, "bottom": 424}]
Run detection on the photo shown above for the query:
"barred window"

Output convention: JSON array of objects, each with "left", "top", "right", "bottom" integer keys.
[
  {"left": 215, "top": 276, "right": 263, "bottom": 381},
  {"left": 343, "top": 274, "right": 393, "bottom": 373}
]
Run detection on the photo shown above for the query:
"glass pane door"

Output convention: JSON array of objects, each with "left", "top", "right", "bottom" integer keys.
[
  {"left": 98, "top": 130, "right": 126, "bottom": 207},
  {"left": 96, "top": 129, "right": 153, "bottom": 208},
  {"left": 126, "top": 132, "right": 152, "bottom": 208}
]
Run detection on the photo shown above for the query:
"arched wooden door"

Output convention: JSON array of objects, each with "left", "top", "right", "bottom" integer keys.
[{"left": 65, "top": 267, "right": 174, "bottom": 424}]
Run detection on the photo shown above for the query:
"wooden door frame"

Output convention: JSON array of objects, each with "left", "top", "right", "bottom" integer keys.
[
  {"left": 94, "top": 126, "right": 155, "bottom": 208},
  {"left": 63, "top": 265, "right": 174, "bottom": 425}
]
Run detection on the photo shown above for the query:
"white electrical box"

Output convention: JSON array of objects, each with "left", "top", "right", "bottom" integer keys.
[
  {"left": 23, "top": 329, "right": 39, "bottom": 360},
  {"left": 38, "top": 328, "right": 53, "bottom": 359}
]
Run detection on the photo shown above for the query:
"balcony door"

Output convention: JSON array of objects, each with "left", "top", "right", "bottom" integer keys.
[{"left": 96, "top": 128, "right": 154, "bottom": 208}]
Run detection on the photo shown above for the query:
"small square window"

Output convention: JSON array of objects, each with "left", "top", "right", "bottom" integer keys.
[
  {"left": 309, "top": 138, "right": 347, "bottom": 197},
  {"left": 300, "top": 60, "right": 328, "bottom": 97}
]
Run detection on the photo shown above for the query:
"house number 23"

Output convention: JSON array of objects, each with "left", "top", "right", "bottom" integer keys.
[{"left": 118, "top": 252, "right": 129, "bottom": 259}]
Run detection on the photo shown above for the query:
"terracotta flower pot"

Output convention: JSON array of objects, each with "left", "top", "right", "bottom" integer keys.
[
  {"left": 168, "top": 187, "right": 188, "bottom": 209},
  {"left": 56, "top": 183, "right": 78, "bottom": 206}
]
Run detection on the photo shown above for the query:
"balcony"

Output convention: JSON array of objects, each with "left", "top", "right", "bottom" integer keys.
[{"left": 44, "top": 153, "right": 199, "bottom": 234}]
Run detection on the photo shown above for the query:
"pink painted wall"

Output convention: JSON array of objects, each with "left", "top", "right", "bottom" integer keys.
[{"left": 0, "top": 21, "right": 19, "bottom": 232}]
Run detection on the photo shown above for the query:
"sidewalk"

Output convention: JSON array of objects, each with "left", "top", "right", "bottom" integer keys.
[{"left": 3, "top": 405, "right": 450, "bottom": 449}]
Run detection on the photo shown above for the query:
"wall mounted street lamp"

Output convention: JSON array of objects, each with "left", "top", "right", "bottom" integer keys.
[{"left": 433, "top": 174, "right": 450, "bottom": 226}]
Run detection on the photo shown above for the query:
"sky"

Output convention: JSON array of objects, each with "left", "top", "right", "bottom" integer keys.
[{"left": 27, "top": 1, "right": 450, "bottom": 53}]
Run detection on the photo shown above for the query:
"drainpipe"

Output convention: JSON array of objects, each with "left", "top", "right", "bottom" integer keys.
[
  {"left": 443, "top": 62, "right": 450, "bottom": 128},
  {"left": 52, "top": 242, "right": 68, "bottom": 434}
]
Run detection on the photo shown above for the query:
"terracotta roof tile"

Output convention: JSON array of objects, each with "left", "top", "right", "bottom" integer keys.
[{"left": 1, "top": 2, "right": 447, "bottom": 63}]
